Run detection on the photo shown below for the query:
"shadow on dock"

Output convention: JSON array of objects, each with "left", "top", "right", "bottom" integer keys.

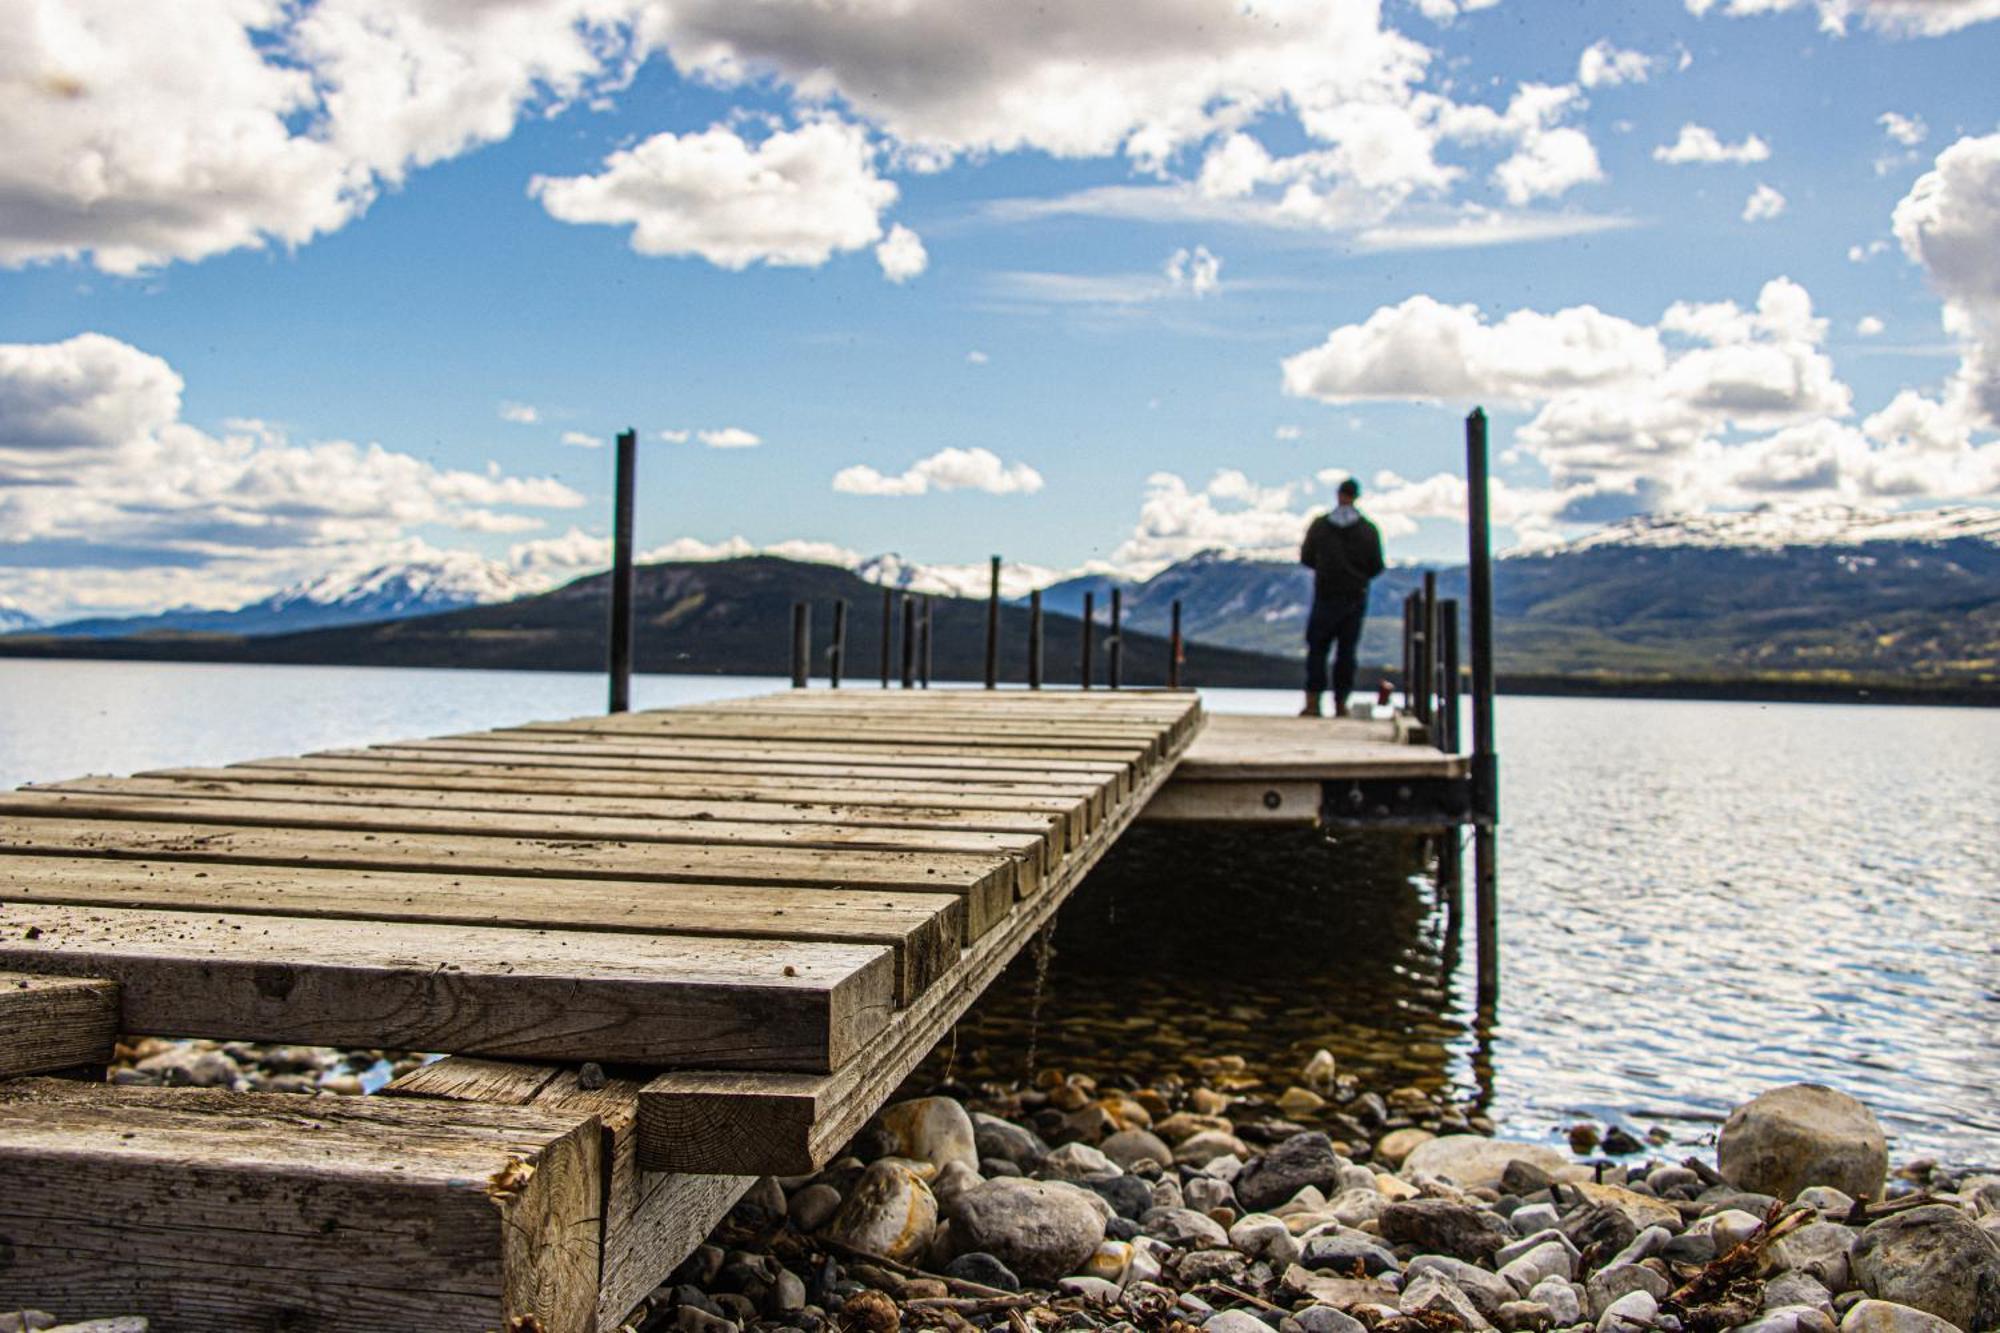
[{"left": 916, "top": 824, "right": 1492, "bottom": 1110}]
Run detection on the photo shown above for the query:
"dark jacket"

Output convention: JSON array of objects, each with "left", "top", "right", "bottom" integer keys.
[{"left": 1300, "top": 510, "right": 1385, "bottom": 601}]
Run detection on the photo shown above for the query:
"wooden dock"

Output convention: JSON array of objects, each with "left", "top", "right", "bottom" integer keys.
[{"left": 0, "top": 688, "right": 1202, "bottom": 1331}]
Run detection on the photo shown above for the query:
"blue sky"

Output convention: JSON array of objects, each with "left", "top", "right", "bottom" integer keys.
[{"left": 3, "top": 0, "right": 1998, "bottom": 620}]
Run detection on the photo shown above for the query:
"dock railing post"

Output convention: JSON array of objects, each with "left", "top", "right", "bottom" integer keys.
[
  {"left": 901, "top": 595, "right": 917, "bottom": 689},
  {"left": 1422, "top": 570, "right": 1439, "bottom": 731},
  {"left": 1108, "top": 588, "right": 1123, "bottom": 689},
  {"left": 829, "top": 598, "right": 847, "bottom": 690},
  {"left": 879, "top": 587, "right": 894, "bottom": 689},
  {"left": 1169, "top": 599, "right": 1183, "bottom": 688},
  {"left": 984, "top": 556, "right": 1001, "bottom": 690},
  {"left": 1440, "top": 598, "right": 1461, "bottom": 754},
  {"left": 1466, "top": 407, "right": 1500, "bottom": 1008},
  {"left": 790, "top": 602, "right": 810, "bottom": 689},
  {"left": 1028, "top": 590, "right": 1044, "bottom": 690},
  {"left": 920, "top": 596, "right": 933, "bottom": 689},
  {"left": 607, "top": 427, "right": 637, "bottom": 714},
  {"left": 1080, "top": 592, "right": 1095, "bottom": 690},
  {"left": 1401, "top": 593, "right": 1416, "bottom": 714}
]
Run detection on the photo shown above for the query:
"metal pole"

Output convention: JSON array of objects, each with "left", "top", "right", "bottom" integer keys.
[
  {"left": 1169, "top": 600, "right": 1183, "bottom": 689},
  {"left": 1080, "top": 592, "right": 1094, "bottom": 690},
  {"left": 606, "top": 427, "right": 636, "bottom": 714},
  {"left": 790, "top": 602, "right": 810, "bottom": 689},
  {"left": 1108, "top": 587, "right": 1122, "bottom": 690},
  {"left": 920, "top": 597, "right": 933, "bottom": 689},
  {"left": 1440, "top": 598, "right": 1461, "bottom": 754},
  {"left": 901, "top": 595, "right": 917, "bottom": 689},
  {"left": 1028, "top": 590, "right": 1044, "bottom": 690},
  {"left": 983, "top": 555, "right": 1001, "bottom": 690},
  {"left": 879, "top": 587, "right": 894, "bottom": 688},
  {"left": 829, "top": 598, "right": 847, "bottom": 690},
  {"left": 1466, "top": 407, "right": 1500, "bottom": 1008}
]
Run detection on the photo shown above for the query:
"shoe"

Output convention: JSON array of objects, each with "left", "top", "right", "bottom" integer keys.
[
  {"left": 1299, "top": 695, "right": 1323, "bottom": 717},
  {"left": 1333, "top": 700, "right": 1350, "bottom": 719}
]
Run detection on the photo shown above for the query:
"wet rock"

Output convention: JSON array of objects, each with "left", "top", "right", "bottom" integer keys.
[
  {"left": 788, "top": 1183, "right": 841, "bottom": 1233},
  {"left": 1403, "top": 1136, "right": 1573, "bottom": 1192},
  {"left": 972, "top": 1112, "right": 1044, "bottom": 1168},
  {"left": 821, "top": 1161, "right": 937, "bottom": 1263},
  {"left": 1177, "top": 1129, "right": 1253, "bottom": 1166},
  {"left": 1300, "top": 1234, "right": 1400, "bottom": 1276},
  {"left": 1141, "top": 1205, "right": 1231, "bottom": 1249},
  {"left": 1402, "top": 1272, "right": 1494, "bottom": 1330},
  {"left": 948, "top": 1178, "right": 1105, "bottom": 1283},
  {"left": 942, "top": 1251, "right": 1020, "bottom": 1292},
  {"left": 1838, "top": 1300, "right": 1962, "bottom": 1333},
  {"left": 1404, "top": 1256, "right": 1518, "bottom": 1319},
  {"left": 1596, "top": 1289, "right": 1658, "bottom": 1333},
  {"left": 878, "top": 1097, "right": 979, "bottom": 1174},
  {"left": 1102, "top": 1128, "right": 1174, "bottom": 1171},
  {"left": 1379, "top": 1197, "right": 1511, "bottom": 1262},
  {"left": 1850, "top": 1203, "right": 2000, "bottom": 1330},
  {"left": 1375, "top": 1127, "right": 1435, "bottom": 1168},
  {"left": 1042, "top": 1141, "right": 1120, "bottom": 1181},
  {"left": 1229, "top": 1213, "right": 1303, "bottom": 1267},
  {"left": 1586, "top": 1266, "right": 1670, "bottom": 1321},
  {"left": 1234, "top": 1132, "right": 1344, "bottom": 1213},
  {"left": 1719, "top": 1085, "right": 1889, "bottom": 1204},
  {"left": 1498, "top": 1240, "right": 1574, "bottom": 1294},
  {"left": 1770, "top": 1220, "right": 1857, "bottom": 1291},
  {"left": 1076, "top": 1172, "right": 1155, "bottom": 1221}
]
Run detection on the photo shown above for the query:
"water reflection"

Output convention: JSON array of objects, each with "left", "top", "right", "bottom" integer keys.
[{"left": 924, "top": 826, "right": 1482, "bottom": 1110}]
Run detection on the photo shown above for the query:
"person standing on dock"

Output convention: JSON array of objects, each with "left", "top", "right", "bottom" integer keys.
[{"left": 1298, "top": 477, "right": 1385, "bottom": 718}]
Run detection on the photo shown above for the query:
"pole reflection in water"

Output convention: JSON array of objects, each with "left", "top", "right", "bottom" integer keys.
[{"left": 920, "top": 824, "right": 1491, "bottom": 1119}]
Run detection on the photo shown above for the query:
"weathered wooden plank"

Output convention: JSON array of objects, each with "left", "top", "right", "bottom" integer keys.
[
  {"left": 167, "top": 761, "right": 1094, "bottom": 847},
  {"left": 0, "top": 814, "right": 1025, "bottom": 929},
  {"left": 0, "top": 1078, "right": 602, "bottom": 1332},
  {"left": 387, "top": 1057, "right": 753, "bottom": 1332},
  {"left": 635, "top": 697, "right": 1200, "bottom": 1172},
  {"left": 0, "top": 854, "right": 962, "bottom": 1004},
  {"left": 1139, "top": 779, "right": 1324, "bottom": 825},
  {"left": 522, "top": 714, "right": 1162, "bottom": 756},
  {"left": 1172, "top": 713, "right": 1465, "bottom": 780},
  {"left": 0, "top": 787, "right": 1048, "bottom": 868},
  {"left": 0, "top": 970, "right": 119, "bottom": 1076},
  {"left": 469, "top": 728, "right": 1138, "bottom": 775},
  {"left": 0, "top": 902, "right": 895, "bottom": 1070}
]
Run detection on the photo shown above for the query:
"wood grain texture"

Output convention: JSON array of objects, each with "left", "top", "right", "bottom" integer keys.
[
  {"left": 0, "top": 1077, "right": 602, "bottom": 1332},
  {"left": 0, "top": 970, "right": 119, "bottom": 1076},
  {"left": 0, "top": 901, "right": 894, "bottom": 1069},
  {"left": 386, "top": 1057, "right": 753, "bottom": 1332},
  {"left": 0, "top": 854, "right": 962, "bottom": 1003},
  {"left": 0, "top": 813, "right": 1026, "bottom": 924},
  {"left": 1171, "top": 712, "right": 1466, "bottom": 780},
  {"left": 635, "top": 693, "right": 1201, "bottom": 1173}
]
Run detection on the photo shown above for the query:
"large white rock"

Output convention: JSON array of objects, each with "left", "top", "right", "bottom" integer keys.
[
  {"left": 1839, "top": 1301, "right": 1962, "bottom": 1333},
  {"left": 878, "top": 1097, "right": 979, "bottom": 1173},
  {"left": 1717, "top": 1085, "right": 1888, "bottom": 1203},
  {"left": 1401, "top": 1136, "right": 1572, "bottom": 1191},
  {"left": 822, "top": 1160, "right": 939, "bottom": 1263}
]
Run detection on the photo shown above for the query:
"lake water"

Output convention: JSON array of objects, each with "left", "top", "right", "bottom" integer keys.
[{"left": 1, "top": 659, "right": 1994, "bottom": 1166}]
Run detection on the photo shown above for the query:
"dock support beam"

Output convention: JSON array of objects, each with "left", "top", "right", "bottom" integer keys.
[
  {"left": 790, "top": 602, "right": 810, "bottom": 689},
  {"left": 1169, "top": 599, "right": 1183, "bottom": 689},
  {"left": 1466, "top": 407, "right": 1500, "bottom": 1009},
  {"left": 829, "top": 599, "right": 846, "bottom": 689},
  {"left": 984, "top": 556, "right": 1001, "bottom": 690},
  {"left": 1108, "top": 587, "right": 1123, "bottom": 690},
  {"left": 1028, "top": 590, "right": 1044, "bottom": 690},
  {"left": 900, "top": 596, "right": 917, "bottom": 689},
  {"left": 1080, "top": 592, "right": 1095, "bottom": 690},
  {"left": 879, "top": 588, "right": 894, "bottom": 689},
  {"left": 607, "top": 427, "right": 637, "bottom": 714},
  {"left": 920, "top": 597, "right": 933, "bottom": 689}
]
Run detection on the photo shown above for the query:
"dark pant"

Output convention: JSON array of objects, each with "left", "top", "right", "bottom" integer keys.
[{"left": 1305, "top": 595, "right": 1367, "bottom": 703}]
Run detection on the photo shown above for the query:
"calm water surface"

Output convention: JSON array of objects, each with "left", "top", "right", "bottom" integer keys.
[{"left": 1, "top": 660, "right": 1993, "bottom": 1165}]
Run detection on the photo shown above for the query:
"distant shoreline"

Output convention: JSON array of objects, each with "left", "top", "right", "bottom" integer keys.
[{"left": 0, "top": 639, "right": 1992, "bottom": 708}]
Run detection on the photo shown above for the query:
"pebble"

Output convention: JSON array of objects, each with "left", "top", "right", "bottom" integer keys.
[
  {"left": 1597, "top": 1289, "right": 1659, "bottom": 1333},
  {"left": 1496, "top": 1240, "right": 1572, "bottom": 1294},
  {"left": 941, "top": 1251, "right": 1019, "bottom": 1291},
  {"left": 948, "top": 1178, "right": 1105, "bottom": 1283},
  {"left": 1290, "top": 1306, "right": 1364, "bottom": 1333},
  {"left": 1041, "top": 1142, "right": 1119, "bottom": 1181},
  {"left": 1140, "top": 1205, "right": 1230, "bottom": 1249},
  {"left": 1203, "top": 1312, "right": 1271, "bottom": 1333},
  {"left": 1100, "top": 1128, "right": 1173, "bottom": 1171},
  {"left": 877, "top": 1097, "right": 979, "bottom": 1174},
  {"left": 820, "top": 1161, "right": 937, "bottom": 1263},
  {"left": 1838, "top": 1301, "right": 1962, "bottom": 1333}
]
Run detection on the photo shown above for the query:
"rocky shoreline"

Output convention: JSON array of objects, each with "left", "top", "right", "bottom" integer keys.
[{"left": 12, "top": 1042, "right": 1998, "bottom": 1333}]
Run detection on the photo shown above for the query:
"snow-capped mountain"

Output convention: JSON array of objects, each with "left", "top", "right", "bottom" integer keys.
[
  {"left": 0, "top": 601, "right": 42, "bottom": 633},
  {"left": 855, "top": 552, "right": 1067, "bottom": 601},
  {"left": 17, "top": 556, "right": 531, "bottom": 639},
  {"left": 1554, "top": 504, "right": 2000, "bottom": 553}
]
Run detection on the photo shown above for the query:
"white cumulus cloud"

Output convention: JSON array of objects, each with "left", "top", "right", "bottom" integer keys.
[
  {"left": 1654, "top": 124, "right": 1772, "bottom": 165},
  {"left": 697, "top": 427, "right": 761, "bottom": 448},
  {"left": 499, "top": 401, "right": 540, "bottom": 424},
  {"left": 1684, "top": 0, "right": 2000, "bottom": 37},
  {"left": 1879, "top": 112, "right": 1929, "bottom": 147},
  {"left": 560, "top": 430, "right": 601, "bottom": 448},
  {"left": 1856, "top": 316, "right": 1886, "bottom": 336},
  {"left": 875, "top": 223, "right": 928, "bottom": 282},
  {"left": 1164, "top": 245, "right": 1222, "bottom": 296},
  {"left": 833, "top": 447, "right": 1045, "bottom": 497},
  {"left": 1577, "top": 41, "right": 1653, "bottom": 88},
  {"left": 1742, "top": 183, "right": 1788, "bottom": 222}
]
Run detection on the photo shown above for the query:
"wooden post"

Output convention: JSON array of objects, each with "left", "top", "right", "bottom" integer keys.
[
  {"left": 1080, "top": 592, "right": 1095, "bottom": 690},
  {"left": 789, "top": 602, "right": 810, "bottom": 689},
  {"left": 829, "top": 599, "right": 847, "bottom": 690},
  {"left": 1108, "top": 587, "right": 1123, "bottom": 690},
  {"left": 1421, "top": 569, "right": 1438, "bottom": 729},
  {"left": 879, "top": 587, "right": 894, "bottom": 689},
  {"left": 920, "top": 597, "right": 933, "bottom": 689},
  {"left": 1168, "top": 600, "right": 1183, "bottom": 689},
  {"left": 1401, "top": 593, "right": 1416, "bottom": 712},
  {"left": 983, "top": 555, "right": 1001, "bottom": 690},
  {"left": 900, "top": 595, "right": 917, "bottom": 689},
  {"left": 1028, "top": 590, "right": 1044, "bottom": 690},
  {"left": 607, "top": 427, "right": 636, "bottom": 714},
  {"left": 1440, "top": 598, "right": 1461, "bottom": 754},
  {"left": 1466, "top": 407, "right": 1500, "bottom": 1009}
]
